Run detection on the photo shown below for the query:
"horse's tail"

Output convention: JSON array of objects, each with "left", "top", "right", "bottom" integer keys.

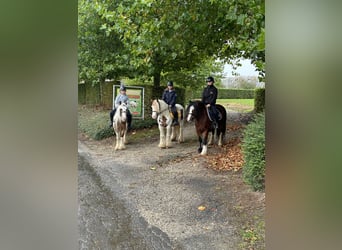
[{"left": 217, "top": 104, "right": 227, "bottom": 135}]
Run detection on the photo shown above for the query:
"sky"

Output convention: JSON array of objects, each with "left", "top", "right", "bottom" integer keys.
[{"left": 223, "top": 59, "right": 259, "bottom": 77}]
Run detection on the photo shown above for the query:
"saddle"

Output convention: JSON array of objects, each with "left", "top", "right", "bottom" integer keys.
[
  {"left": 169, "top": 109, "right": 182, "bottom": 119},
  {"left": 206, "top": 107, "right": 222, "bottom": 122}
]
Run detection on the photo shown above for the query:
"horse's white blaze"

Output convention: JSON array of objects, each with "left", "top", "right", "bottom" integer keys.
[{"left": 187, "top": 106, "right": 194, "bottom": 122}]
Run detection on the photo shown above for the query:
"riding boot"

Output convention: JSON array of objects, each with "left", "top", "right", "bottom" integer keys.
[
  {"left": 127, "top": 111, "right": 132, "bottom": 131},
  {"left": 172, "top": 111, "right": 179, "bottom": 126},
  {"left": 212, "top": 120, "right": 218, "bottom": 129},
  {"left": 127, "top": 122, "right": 132, "bottom": 131},
  {"left": 109, "top": 109, "right": 115, "bottom": 128}
]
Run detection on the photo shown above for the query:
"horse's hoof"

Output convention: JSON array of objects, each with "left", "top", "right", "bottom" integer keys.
[{"left": 198, "top": 148, "right": 202, "bottom": 153}]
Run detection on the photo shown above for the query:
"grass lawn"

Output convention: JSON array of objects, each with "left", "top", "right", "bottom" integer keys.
[{"left": 217, "top": 99, "right": 254, "bottom": 113}]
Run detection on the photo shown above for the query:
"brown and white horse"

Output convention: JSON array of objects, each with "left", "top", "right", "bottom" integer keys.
[
  {"left": 186, "top": 101, "right": 226, "bottom": 155},
  {"left": 113, "top": 103, "right": 128, "bottom": 150},
  {"left": 151, "top": 99, "right": 184, "bottom": 148}
]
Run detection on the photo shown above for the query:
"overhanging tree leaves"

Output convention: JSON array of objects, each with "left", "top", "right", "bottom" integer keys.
[{"left": 79, "top": 0, "right": 265, "bottom": 86}]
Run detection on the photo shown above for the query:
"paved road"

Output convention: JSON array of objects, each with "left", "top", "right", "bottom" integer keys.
[
  {"left": 78, "top": 154, "right": 175, "bottom": 250},
  {"left": 78, "top": 117, "right": 264, "bottom": 249}
]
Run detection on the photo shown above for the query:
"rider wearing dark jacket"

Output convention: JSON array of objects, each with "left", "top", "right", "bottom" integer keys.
[
  {"left": 202, "top": 76, "right": 219, "bottom": 128},
  {"left": 162, "top": 81, "right": 179, "bottom": 126}
]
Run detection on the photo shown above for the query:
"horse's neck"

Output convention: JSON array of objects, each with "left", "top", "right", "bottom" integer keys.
[
  {"left": 195, "top": 103, "right": 208, "bottom": 121},
  {"left": 158, "top": 99, "right": 169, "bottom": 112}
]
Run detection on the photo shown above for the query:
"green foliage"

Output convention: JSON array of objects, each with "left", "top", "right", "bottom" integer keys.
[
  {"left": 186, "top": 88, "right": 254, "bottom": 100},
  {"left": 78, "top": 0, "right": 265, "bottom": 87},
  {"left": 254, "top": 88, "right": 265, "bottom": 113},
  {"left": 78, "top": 107, "right": 112, "bottom": 140},
  {"left": 241, "top": 112, "right": 265, "bottom": 191},
  {"left": 218, "top": 89, "right": 255, "bottom": 99}
]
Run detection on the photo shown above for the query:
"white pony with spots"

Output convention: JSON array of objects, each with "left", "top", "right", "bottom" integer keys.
[
  {"left": 151, "top": 99, "right": 184, "bottom": 148},
  {"left": 113, "top": 103, "right": 128, "bottom": 150}
]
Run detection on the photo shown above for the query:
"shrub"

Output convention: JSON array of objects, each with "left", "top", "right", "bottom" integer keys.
[
  {"left": 254, "top": 88, "right": 265, "bottom": 113},
  {"left": 241, "top": 112, "right": 265, "bottom": 191}
]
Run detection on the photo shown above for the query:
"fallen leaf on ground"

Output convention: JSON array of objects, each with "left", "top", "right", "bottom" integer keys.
[{"left": 198, "top": 205, "right": 206, "bottom": 211}]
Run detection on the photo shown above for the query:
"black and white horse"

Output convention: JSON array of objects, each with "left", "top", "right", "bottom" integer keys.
[{"left": 151, "top": 99, "right": 184, "bottom": 148}]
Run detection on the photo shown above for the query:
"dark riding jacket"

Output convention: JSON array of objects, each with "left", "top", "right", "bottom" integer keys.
[
  {"left": 162, "top": 89, "right": 177, "bottom": 107},
  {"left": 202, "top": 85, "right": 218, "bottom": 105}
]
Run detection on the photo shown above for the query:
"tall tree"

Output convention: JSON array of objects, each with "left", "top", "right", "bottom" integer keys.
[{"left": 79, "top": 0, "right": 265, "bottom": 86}]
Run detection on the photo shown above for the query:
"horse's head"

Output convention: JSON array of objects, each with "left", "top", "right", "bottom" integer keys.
[
  {"left": 117, "top": 103, "right": 128, "bottom": 122},
  {"left": 186, "top": 101, "right": 198, "bottom": 122},
  {"left": 151, "top": 99, "right": 160, "bottom": 119}
]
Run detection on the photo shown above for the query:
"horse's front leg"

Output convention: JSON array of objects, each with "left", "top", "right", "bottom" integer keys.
[
  {"left": 198, "top": 136, "right": 203, "bottom": 153},
  {"left": 158, "top": 125, "right": 166, "bottom": 148},
  {"left": 165, "top": 125, "right": 172, "bottom": 148},
  {"left": 123, "top": 123, "right": 128, "bottom": 144},
  {"left": 115, "top": 133, "right": 120, "bottom": 150},
  {"left": 200, "top": 131, "right": 209, "bottom": 155}
]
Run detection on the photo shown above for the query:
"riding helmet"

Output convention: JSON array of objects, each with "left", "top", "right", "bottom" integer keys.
[
  {"left": 120, "top": 85, "right": 126, "bottom": 91},
  {"left": 206, "top": 76, "right": 215, "bottom": 82},
  {"left": 167, "top": 81, "right": 173, "bottom": 86}
]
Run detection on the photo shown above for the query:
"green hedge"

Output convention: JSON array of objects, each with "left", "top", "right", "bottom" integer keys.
[
  {"left": 185, "top": 88, "right": 255, "bottom": 101},
  {"left": 254, "top": 88, "right": 265, "bottom": 113},
  {"left": 218, "top": 88, "right": 255, "bottom": 99},
  {"left": 241, "top": 112, "right": 265, "bottom": 191}
]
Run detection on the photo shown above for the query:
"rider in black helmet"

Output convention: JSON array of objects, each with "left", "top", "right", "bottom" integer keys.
[
  {"left": 162, "top": 81, "right": 179, "bottom": 126},
  {"left": 202, "top": 76, "right": 219, "bottom": 128}
]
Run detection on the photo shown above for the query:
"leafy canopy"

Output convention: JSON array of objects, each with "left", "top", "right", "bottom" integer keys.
[{"left": 79, "top": 0, "right": 264, "bottom": 86}]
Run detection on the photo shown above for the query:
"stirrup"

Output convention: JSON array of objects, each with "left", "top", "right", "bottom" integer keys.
[{"left": 172, "top": 120, "right": 179, "bottom": 126}]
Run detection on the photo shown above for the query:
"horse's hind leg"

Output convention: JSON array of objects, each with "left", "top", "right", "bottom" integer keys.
[
  {"left": 178, "top": 123, "right": 184, "bottom": 143},
  {"left": 217, "top": 131, "right": 223, "bottom": 146},
  {"left": 170, "top": 126, "right": 176, "bottom": 141},
  {"left": 208, "top": 131, "right": 213, "bottom": 145}
]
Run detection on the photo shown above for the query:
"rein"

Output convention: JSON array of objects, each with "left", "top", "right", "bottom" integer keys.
[{"left": 152, "top": 99, "right": 169, "bottom": 115}]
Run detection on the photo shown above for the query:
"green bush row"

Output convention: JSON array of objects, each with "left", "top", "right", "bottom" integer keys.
[
  {"left": 218, "top": 88, "right": 255, "bottom": 99},
  {"left": 241, "top": 112, "right": 265, "bottom": 191},
  {"left": 186, "top": 88, "right": 255, "bottom": 101},
  {"left": 254, "top": 88, "right": 265, "bottom": 113}
]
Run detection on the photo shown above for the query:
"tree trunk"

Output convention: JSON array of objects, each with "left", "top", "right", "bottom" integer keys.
[{"left": 153, "top": 71, "right": 161, "bottom": 88}]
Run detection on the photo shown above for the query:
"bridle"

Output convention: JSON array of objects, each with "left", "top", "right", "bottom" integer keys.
[
  {"left": 187, "top": 104, "right": 196, "bottom": 120},
  {"left": 152, "top": 99, "right": 169, "bottom": 116},
  {"left": 119, "top": 104, "right": 127, "bottom": 117}
]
